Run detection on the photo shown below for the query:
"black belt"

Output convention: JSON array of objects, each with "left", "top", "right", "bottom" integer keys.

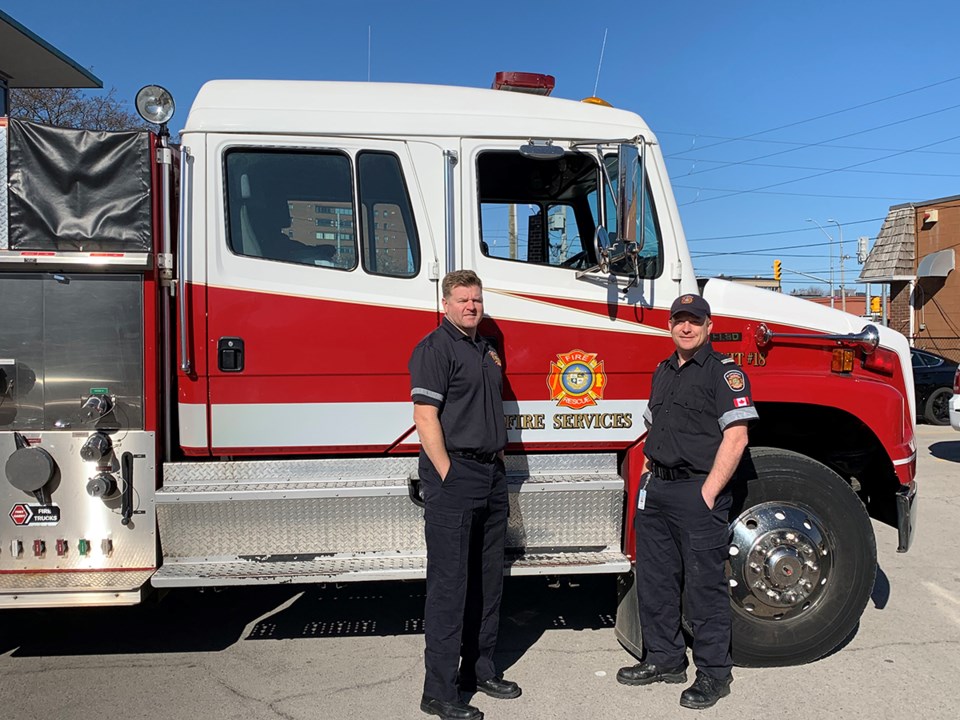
[
  {"left": 449, "top": 450, "right": 499, "bottom": 464},
  {"left": 649, "top": 461, "right": 695, "bottom": 481}
]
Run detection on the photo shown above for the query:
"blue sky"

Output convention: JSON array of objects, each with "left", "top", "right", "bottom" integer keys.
[{"left": 7, "top": 0, "right": 960, "bottom": 294}]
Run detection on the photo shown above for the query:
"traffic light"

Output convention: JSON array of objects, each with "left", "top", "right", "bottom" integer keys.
[
  {"left": 773, "top": 259, "right": 782, "bottom": 281},
  {"left": 870, "top": 296, "right": 881, "bottom": 314}
]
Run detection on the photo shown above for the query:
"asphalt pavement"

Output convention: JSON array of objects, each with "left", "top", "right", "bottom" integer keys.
[{"left": 1, "top": 424, "right": 959, "bottom": 720}]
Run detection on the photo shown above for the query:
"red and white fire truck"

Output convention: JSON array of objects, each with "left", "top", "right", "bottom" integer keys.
[{"left": 0, "top": 73, "right": 917, "bottom": 667}]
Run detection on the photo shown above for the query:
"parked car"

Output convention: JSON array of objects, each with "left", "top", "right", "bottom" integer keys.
[
  {"left": 950, "top": 367, "right": 960, "bottom": 430},
  {"left": 911, "top": 348, "right": 958, "bottom": 425}
]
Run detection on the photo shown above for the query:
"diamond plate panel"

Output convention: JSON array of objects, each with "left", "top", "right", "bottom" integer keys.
[
  {"left": 162, "top": 453, "right": 618, "bottom": 485},
  {"left": 0, "top": 569, "right": 154, "bottom": 591},
  {"left": 159, "top": 495, "right": 426, "bottom": 558},
  {"left": 158, "top": 486, "right": 622, "bottom": 559},
  {"left": 507, "top": 489, "right": 623, "bottom": 548},
  {"left": 151, "top": 549, "right": 629, "bottom": 587},
  {"left": 155, "top": 473, "right": 621, "bottom": 500}
]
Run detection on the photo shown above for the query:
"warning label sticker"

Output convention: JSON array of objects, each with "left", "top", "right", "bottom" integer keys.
[{"left": 9, "top": 503, "right": 61, "bottom": 526}]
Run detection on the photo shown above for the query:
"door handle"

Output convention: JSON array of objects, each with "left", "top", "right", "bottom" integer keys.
[{"left": 218, "top": 337, "right": 244, "bottom": 372}]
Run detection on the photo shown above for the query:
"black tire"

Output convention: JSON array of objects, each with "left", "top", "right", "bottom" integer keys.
[
  {"left": 729, "top": 447, "right": 877, "bottom": 667},
  {"left": 924, "top": 387, "right": 952, "bottom": 426}
]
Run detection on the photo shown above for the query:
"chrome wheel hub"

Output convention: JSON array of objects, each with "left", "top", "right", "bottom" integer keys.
[{"left": 728, "top": 502, "right": 832, "bottom": 620}]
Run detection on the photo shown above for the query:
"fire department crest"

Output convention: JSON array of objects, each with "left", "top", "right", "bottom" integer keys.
[
  {"left": 488, "top": 349, "right": 502, "bottom": 367},
  {"left": 547, "top": 350, "right": 606, "bottom": 409},
  {"left": 724, "top": 370, "right": 745, "bottom": 391}
]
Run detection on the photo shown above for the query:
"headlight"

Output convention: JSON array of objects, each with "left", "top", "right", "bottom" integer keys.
[{"left": 135, "top": 85, "right": 176, "bottom": 125}]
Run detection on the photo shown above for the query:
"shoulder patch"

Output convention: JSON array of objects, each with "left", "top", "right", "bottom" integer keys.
[{"left": 724, "top": 369, "right": 745, "bottom": 391}]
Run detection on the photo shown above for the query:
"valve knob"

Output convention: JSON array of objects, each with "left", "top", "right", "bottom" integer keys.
[
  {"left": 80, "top": 432, "right": 112, "bottom": 462},
  {"left": 80, "top": 394, "right": 114, "bottom": 421},
  {"left": 86, "top": 473, "right": 118, "bottom": 499}
]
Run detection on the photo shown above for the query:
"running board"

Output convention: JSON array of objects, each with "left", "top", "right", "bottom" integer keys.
[
  {"left": 150, "top": 550, "right": 630, "bottom": 587},
  {"left": 156, "top": 453, "right": 627, "bottom": 588}
]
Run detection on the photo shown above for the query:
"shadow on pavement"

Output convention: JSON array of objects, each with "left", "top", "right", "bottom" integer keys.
[
  {"left": 929, "top": 440, "right": 960, "bottom": 463},
  {"left": 871, "top": 565, "right": 891, "bottom": 609},
  {"left": 0, "top": 574, "right": 617, "bottom": 662}
]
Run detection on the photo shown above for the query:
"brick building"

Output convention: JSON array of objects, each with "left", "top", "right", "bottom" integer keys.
[{"left": 860, "top": 195, "right": 960, "bottom": 361}]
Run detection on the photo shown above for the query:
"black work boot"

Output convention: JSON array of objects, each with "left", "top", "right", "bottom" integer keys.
[
  {"left": 616, "top": 661, "right": 688, "bottom": 686},
  {"left": 473, "top": 676, "right": 522, "bottom": 699},
  {"left": 679, "top": 671, "right": 732, "bottom": 709},
  {"left": 420, "top": 695, "right": 483, "bottom": 720}
]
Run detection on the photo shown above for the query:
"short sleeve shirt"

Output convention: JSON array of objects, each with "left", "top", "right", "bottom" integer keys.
[
  {"left": 643, "top": 342, "right": 758, "bottom": 475},
  {"left": 409, "top": 318, "right": 507, "bottom": 455}
]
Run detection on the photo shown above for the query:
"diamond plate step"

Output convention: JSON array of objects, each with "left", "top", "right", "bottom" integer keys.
[
  {"left": 162, "top": 453, "right": 620, "bottom": 487},
  {"left": 156, "top": 472, "right": 622, "bottom": 502},
  {"left": 0, "top": 569, "right": 155, "bottom": 608},
  {"left": 150, "top": 549, "right": 630, "bottom": 587},
  {"left": 155, "top": 453, "right": 627, "bottom": 588}
]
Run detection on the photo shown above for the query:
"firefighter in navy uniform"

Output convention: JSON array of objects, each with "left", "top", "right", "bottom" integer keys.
[
  {"left": 617, "top": 294, "right": 758, "bottom": 709},
  {"left": 409, "top": 270, "right": 521, "bottom": 720}
]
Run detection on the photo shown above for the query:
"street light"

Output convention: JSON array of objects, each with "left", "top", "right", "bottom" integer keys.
[
  {"left": 806, "top": 218, "right": 835, "bottom": 309},
  {"left": 828, "top": 219, "right": 847, "bottom": 313}
]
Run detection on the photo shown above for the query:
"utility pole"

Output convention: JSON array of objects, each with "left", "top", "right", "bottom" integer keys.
[
  {"left": 807, "top": 218, "right": 835, "bottom": 309},
  {"left": 508, "top": 204, "right": 517, "bottom": 260},
  {"left": 829, "top": 219, "right": 846, "bottom": 313}
]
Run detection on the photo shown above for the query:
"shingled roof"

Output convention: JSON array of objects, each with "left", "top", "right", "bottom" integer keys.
[{"left": 858, "top": 205, "right": 915, "bottom": 282}]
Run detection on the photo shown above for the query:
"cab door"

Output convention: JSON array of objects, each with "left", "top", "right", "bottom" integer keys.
[
  {"left": 460, "top": 139, "right": 674, "bottom": 450},
  {"left": 201, "top": 135, "right": 444, "bottom": 454}
]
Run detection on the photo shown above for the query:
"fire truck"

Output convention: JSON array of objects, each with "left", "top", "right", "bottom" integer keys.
[{"left": 0, "top": 73, "right": 917, "bottom": 667}]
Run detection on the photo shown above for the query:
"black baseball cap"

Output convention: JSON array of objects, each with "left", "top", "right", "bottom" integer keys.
[{"left": 669, "top": 294, "right": 711, "bottom": 320}]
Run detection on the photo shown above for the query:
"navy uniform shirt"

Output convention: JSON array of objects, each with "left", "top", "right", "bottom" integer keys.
[
  {"left": 643, "top": 342, "right": 759, "bottom": 475},
  {"left": 409, "top": 318, "right": 506, "bottom": 455}
]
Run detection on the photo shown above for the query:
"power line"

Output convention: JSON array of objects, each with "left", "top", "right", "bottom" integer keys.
[
  {"left": 658, "top": 130, "right": 960, "bottom": 156},
  {"left": 694, "top": 239, "right": 838, "bottom": 257},
  {"left": 680, "top": 131, "right": 960, "bottom": 207},
  {"left": 668, "top": 157, "right": 960, "bottom": 179},
  {"left": 672, "top": 184, "right": 910, "bottom": 201},
  {"left": 692, "top": 252, "right": 840, "bottom": 259},
  {"left": 688, "top": 216, "right": 883, "bottom": 242},
  {"left": 665, "top": 73, "right": 960, "bottom": 156},
  {"left": 675, "top": 102, "right": 960, "bottom": 178}
]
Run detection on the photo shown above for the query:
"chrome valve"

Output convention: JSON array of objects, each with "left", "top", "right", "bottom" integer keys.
[{"left": 80, "top": 394, "right": 114, "bottom": 421}]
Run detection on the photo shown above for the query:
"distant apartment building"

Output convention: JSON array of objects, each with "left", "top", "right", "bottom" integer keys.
[{"left": 287, "top": 200, "right": 412, "bottom": 275}]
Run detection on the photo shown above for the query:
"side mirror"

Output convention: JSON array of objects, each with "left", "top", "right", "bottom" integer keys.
[{"left": 617, "top": 143, "right": 644, "bottom": 251}]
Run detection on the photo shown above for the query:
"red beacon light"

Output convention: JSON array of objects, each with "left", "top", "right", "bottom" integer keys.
[{"left": 492, "top": 72, "right": 556, "bottom": 96}]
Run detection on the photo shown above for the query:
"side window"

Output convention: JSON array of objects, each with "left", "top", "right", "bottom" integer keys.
[
  {"left": 358, "top": 152, "right": 420, "bottom": 278},
  {"left": 224, "top": 149, "right": 357, "bottom": 270},
  {"left": 477, "top": 152, "right": 596, "bottom": 271}
]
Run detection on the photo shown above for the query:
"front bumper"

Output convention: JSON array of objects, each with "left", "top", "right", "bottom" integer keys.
[
  {"left": 896, "top": 480, "right": 918, "bottom": 553},
  {"left": 950, "top": 393, "right": 960, "bottom": 431}
]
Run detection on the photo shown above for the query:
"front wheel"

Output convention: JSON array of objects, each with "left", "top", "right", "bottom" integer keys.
[{"left": 729, "top": 448, "right": 877, "bottom": 666}]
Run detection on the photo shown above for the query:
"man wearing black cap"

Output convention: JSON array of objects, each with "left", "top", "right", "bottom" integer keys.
[
  {"left": 409, "top": 270, "right": 520, "bottom": 720},
  {"left": 617, "top": 293, "right": 758, "bottom": 709}
]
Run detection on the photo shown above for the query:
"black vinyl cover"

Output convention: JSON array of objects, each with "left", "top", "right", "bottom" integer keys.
[{"left": 7, "top": 119, "right": 152, "bottom": 252}]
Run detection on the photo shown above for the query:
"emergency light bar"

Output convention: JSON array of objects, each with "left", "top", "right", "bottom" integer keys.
[{"left": 492, "top": 72, "right": 555, "bottom": 96}]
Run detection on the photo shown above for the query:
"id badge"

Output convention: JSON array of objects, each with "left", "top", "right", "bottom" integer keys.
[
  {"left": 637, "top": 471, "right": 652, "bottom": 510},
  {"left": 637, "top": 488, "right": 647, "bottom": 510}
]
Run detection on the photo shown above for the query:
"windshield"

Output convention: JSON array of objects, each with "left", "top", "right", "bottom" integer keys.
[{"left": 477, "top": 149, "right": 663, "bottom": 278}]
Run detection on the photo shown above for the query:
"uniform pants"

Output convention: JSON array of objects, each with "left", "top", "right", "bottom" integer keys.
[
  {"left": 635, "top": 474, "right": 733, "bottom": 680},
  {"left": 420, "top": 454, "right": 509, "bottom": 701}
]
